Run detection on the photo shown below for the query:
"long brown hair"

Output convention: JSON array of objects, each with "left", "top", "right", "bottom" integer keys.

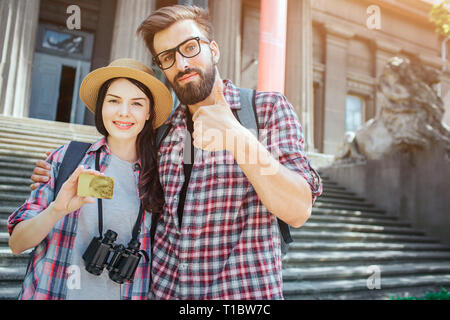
[
  {"left": 137, "top": 5, "right": 214, "bottom": 56},
  {"left": 95, "top": 77, "right": 164, "bottom": 214}
]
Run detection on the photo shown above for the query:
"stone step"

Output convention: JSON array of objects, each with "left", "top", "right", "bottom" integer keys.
[
  {"left": 0, "top": 219, "right": 8, "bottom": 233},
  {"left": 0, "top": 131, "right": 95, "bottom": 148},
  {"left": 294, "top": 283, "right": 450, "bottom": 300},
  {"left": 0, "top": 148, "right": 47, "bottom": 162},
  {"left": 0, "top": 212, "right": 16, "bottom": 221},
  {"left": 282, "top": 261, "right": 450, "bottom": 282},
  {"left": 0, "top": 232, "right": 10, "bottom": 245},
  {"left": 0, "top": 168, "right": 33, "bottom": 179},
  {"left": 0, "top": 203, "right": 25, "bottom": 211},
  {"left": 0, "top": 207, "right": 22, "bottom": 218},
  {"left": 321, "top": 179, "right": 339, "bottom": 185},
  {"left": 0, "top": 142, "right": 56, "bottom": 156},
  {"left": 318, "top": 197, "right": 373, "bottom": 207},
  {"left": 0, "top": 247, "right": 31, "bottom": 267},
  {"left": 311, "top": 207, "right": 396, "bottom": 220},
  {"left": 313, "top": 201, "right": 386, "bottom": 213},
  {"left": 308, "top": 214, "right": 411, "bottom": 228},
  {"left": 0, "top": 206, "right": 21, "bottom": 215},
  {"left": 0, "top": 265, "right": 27, "bottom": 281},
  {"left": 282, "top": 250, "right": 450, "bottom": 267},
  {"left": 290, "top": 230, "right": 439, "bottom": 243},
  {"left": 283, "top": 274, "right": 450, "bottom": 299},
  {"left": 0, "top": 155, "right": 43, "bottom": 166},
  {"left": 321, "top": 184, "right": 347, "bottom": 192},
  {"left": 0, "top": 137, "right": 62, "bottom": 151},
  {"left": 0, "top": 161, "right": 36, "bottom": 172},
  {"left": 0, "top": 176, "right": 32, "bottom": 186},
  {"left": 321, "top": 192, "right": 364, "bottom": 202},
  {"left": 0, "top": 185, "right": 30, "bottom": 195},
  {"left": 0, "top": 284, "right": 21, "bottom": 300},
  {"left": 0, "top": 193, "right": 27, "bottom": 205},
  {"left": 320, "top": 189, "right": 357, "bottom": 197},
  {"left": 0, "top": 118, "right": 98, "bottom": 140},
  {"left": 300, "top": 221, "right": 425, "bottom": 236},
  {"left": 0, "top": 129, "right": 71, "bottom": 145},
  {"left": 287, "top": 242, "right": 450, "bottom": 252}
]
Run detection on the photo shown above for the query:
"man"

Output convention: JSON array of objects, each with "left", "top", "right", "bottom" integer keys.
[{"left": 31, "top": 5, "right": 322, "bottom": 299}]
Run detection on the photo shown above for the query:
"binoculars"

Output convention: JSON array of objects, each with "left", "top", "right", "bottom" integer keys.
[{"left": 82, "top": 229, "right": 147, "bottom": 284}]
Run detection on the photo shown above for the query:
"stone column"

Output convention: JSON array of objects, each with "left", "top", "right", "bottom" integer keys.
[
  {"left": 0, "top": 0, "right": 40, "bottom": 118},
  {"left": 110, "top": 0, "right": 156, "bottom": 66},
  {"left": 313, "top": 81, "right": 325, "bottom": 153},
  {"left": 210, "top": 0, "right": 242, "bottom": 84},
  {"left": 285, "top": 0, "right": 314, "bottom": 152},
  {"left": 322, "top": 24, "right": 354, "bottom": 155}
]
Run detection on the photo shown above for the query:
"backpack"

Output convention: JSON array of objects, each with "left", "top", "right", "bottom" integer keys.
[
  {"left": 53, "top": 141, "right": 92, "bottom": 199},
  {"left": 54, "top": 88, "right": 294, "bottom": 256}
]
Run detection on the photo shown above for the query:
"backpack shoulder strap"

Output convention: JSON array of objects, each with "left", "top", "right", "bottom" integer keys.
[
  {"left": 156, "top": 123, "right": 172, "bottom": 148},
  {"left": 54, "top": 141, "right": 91, "bottom": 200},
  {"left": 237, "top": 87, "right": 293, "bottom": 254},
  {"left": 236, "top": 88, "right": 259, "bottom": 138}
]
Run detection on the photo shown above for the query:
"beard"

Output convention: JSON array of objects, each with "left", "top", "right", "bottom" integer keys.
[{"left": 170, "top": 61, "right": 216, "bottom": 106}]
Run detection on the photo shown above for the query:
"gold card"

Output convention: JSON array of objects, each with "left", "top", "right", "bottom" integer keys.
[{"left": 77, "top": 174, "right": 114, "bottom": 199}]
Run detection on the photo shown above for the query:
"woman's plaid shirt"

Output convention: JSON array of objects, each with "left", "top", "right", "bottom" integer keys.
[
  {"left": 7, "top": 138, "right": 152, "bottom": 300},
  {"left": 150, "top": 80, "right": 322, "bottom": 300}
]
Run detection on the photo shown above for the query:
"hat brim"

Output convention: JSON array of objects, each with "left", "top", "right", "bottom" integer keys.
[{"left": 80, "top": 66, "right": 173, "bottom": 128}]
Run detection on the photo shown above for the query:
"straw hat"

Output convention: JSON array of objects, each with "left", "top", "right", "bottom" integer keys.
[{"left": 80, "top": 58, "right": 173, "bottom": 128}]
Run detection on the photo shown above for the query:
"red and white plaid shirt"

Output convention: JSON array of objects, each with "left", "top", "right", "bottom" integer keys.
[{"left": 150, "top": 80, "right": 322, "bottom": 300}]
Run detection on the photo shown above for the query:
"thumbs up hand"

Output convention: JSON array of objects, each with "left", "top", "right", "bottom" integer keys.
[{"left": 192, "top": 79, "right": 247, "bottom": 152}]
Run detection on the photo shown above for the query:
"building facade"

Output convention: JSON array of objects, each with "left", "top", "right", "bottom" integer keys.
[{"left": 1, "top": 0, "right": 448, "bottom": 156}]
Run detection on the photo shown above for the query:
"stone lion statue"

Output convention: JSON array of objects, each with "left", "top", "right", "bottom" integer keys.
[{"left": 335, "top": 56, "right": 450, "bottom": 162}]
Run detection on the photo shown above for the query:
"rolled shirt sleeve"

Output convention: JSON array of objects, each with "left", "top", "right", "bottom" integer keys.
[
  {"left": 260, "top": 93, "right": 323, "bottom": 204},
  {"left": 7, "top": 144, "right": 67, "bottom": 235}
]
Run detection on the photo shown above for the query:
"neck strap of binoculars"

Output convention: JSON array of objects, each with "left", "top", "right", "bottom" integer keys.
[{"left": 95, "top": 149, "right": 144, "bottom": 242}]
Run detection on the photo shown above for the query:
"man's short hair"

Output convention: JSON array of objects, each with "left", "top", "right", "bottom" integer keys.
[{"left": 137, "top": 5, "right": 214, "bottom": 57}]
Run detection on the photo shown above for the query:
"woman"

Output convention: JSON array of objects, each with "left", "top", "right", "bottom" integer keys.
[{"left": 7, "top": 59, "right": 173, "bottom": 300}]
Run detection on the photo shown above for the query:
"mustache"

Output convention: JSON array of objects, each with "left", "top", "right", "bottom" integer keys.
[{"left": 174, "top": 68, "right": 203, "bottom": 82}]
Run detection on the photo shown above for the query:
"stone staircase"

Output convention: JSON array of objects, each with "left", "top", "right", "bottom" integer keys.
[
  {"left": 0, "top": 115, "right": 99, "bottom": 299},
  {"left": 0, "top": 116, "right": 449, "bottom": 300},
  {"left": 282, "top": 176, "right": 450, "bottom": 300}
]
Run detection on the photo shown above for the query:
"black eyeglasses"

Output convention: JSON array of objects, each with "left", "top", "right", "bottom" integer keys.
[{"left": 153, "top": 37, "right": 210, "bottom": 70}]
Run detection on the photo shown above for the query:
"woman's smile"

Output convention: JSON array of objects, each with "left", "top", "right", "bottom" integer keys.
[{"left": 112, "top": 120, "right": 135, "bottom": 130}]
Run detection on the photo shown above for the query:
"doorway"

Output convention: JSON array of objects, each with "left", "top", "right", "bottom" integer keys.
[
  {"left": 29, "top": 23, "right": 94, "bottom": 124},
  {"left": 29, "top": 53, "right": 90, "bottom": 124},
  {"left": 55, "top": 65, "right": 76, "bottom": 123}
]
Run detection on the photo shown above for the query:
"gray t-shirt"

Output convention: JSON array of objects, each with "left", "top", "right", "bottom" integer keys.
[{"left": 66, "top": 153, "right": 140, "bottom": 300}]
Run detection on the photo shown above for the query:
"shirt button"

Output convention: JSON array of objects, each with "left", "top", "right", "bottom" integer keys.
[
  {"left": 179, "top": 263, "right": 188, "bottom": 271},
  {"left": 174, "top": 195, "right": 179, "bottom": 202}
]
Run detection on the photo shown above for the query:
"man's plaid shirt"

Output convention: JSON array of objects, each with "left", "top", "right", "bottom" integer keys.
[
  {"left": 7, "top": 138, "right": 152, "bottom": 300},
  {"left": 150, "top": 80, "right": 322, "bottom": 300}
]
